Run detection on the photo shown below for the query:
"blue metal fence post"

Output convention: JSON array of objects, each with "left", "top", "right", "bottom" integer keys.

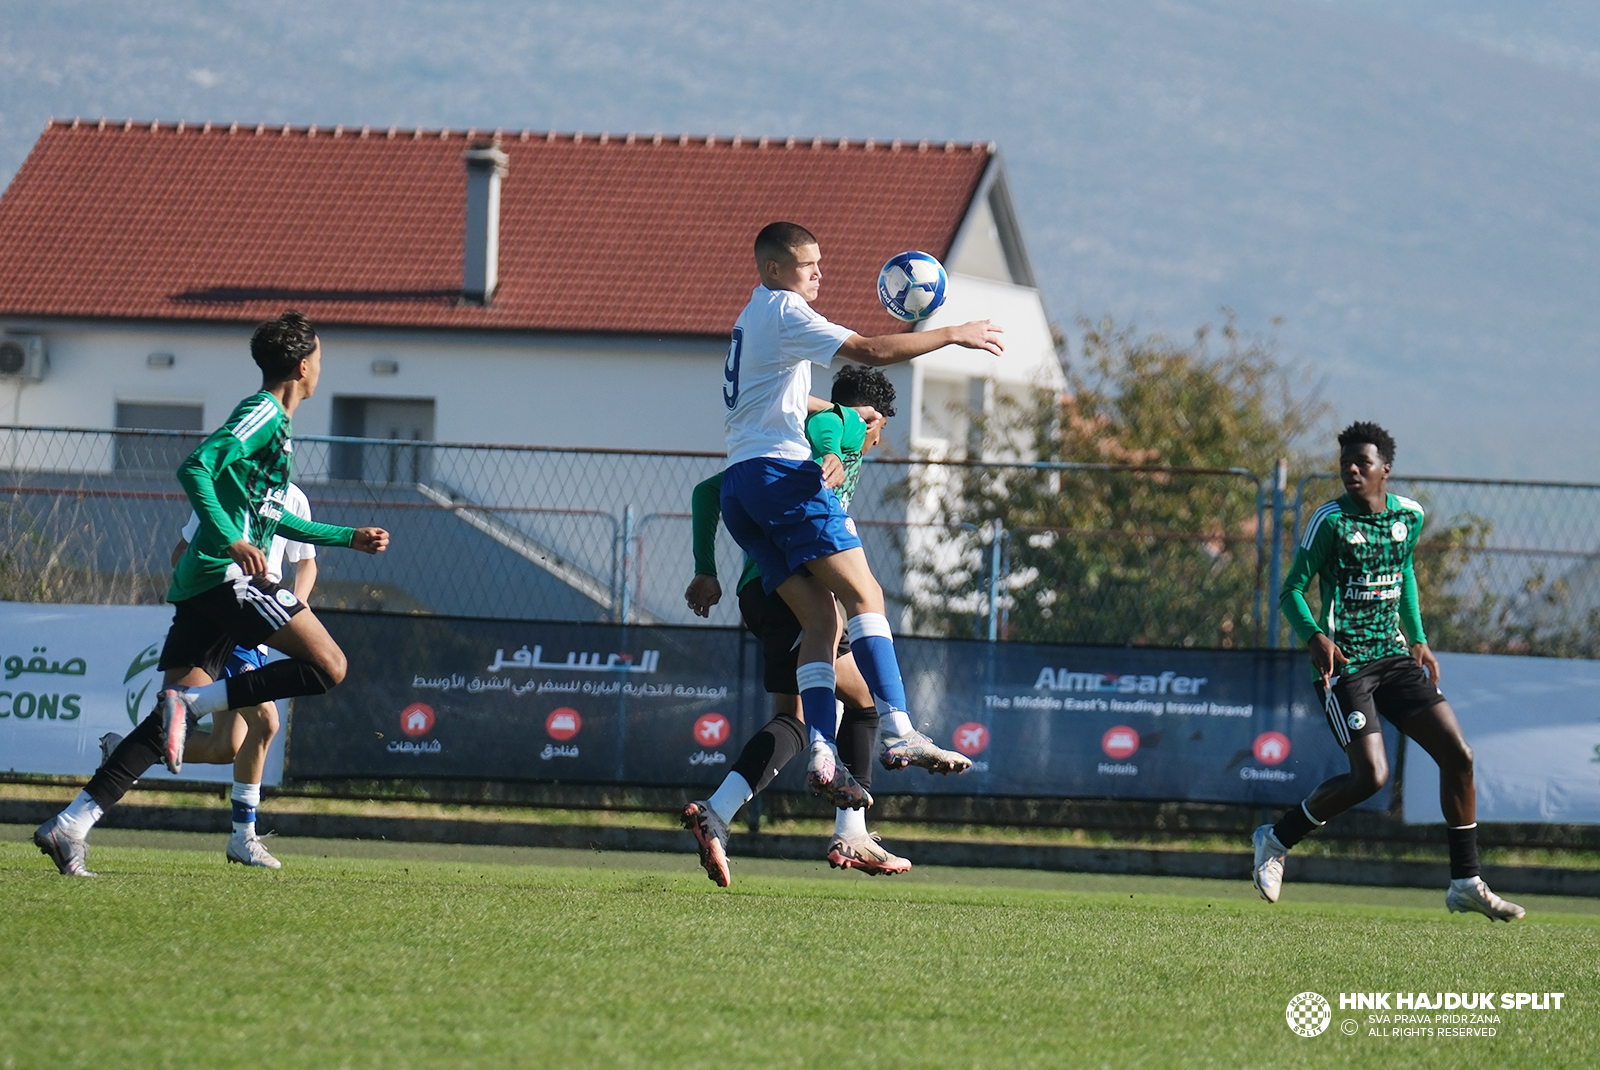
[{"left": 1267, "top": 459, "right": 1287, "bottom": 648}]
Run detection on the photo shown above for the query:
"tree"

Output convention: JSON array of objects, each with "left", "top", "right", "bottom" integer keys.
[{"left": 902, "top": 313, "right": 1326, "bottom": 646}]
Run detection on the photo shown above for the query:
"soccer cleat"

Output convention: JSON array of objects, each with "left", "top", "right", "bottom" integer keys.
[
  {"left": 226, "top": 831, "right": 282, "bottom": 869},
  {"left": 681, "top": 801, "right": 732, "bottom": 887},
  {"left": 157, "top": 689, "right": 193, "bottom": 774},
  {"left": 808, "top": 742, "right": 873, "bottom": 810},
  {"left": 33, "top": 819, "right": 97, "bottom": 877},
  {"left": 827, "top": 831, "right": 911, "bottom": 876},
  {"left": 1446, "top": 876, "right": 1525, "bottom": 922},
  {"left": 1252, "top": 823, "right": 1286, "bottom": 903},
  {"left": 97, "top": 732, "right": 124, "bottom": 769},
  {"left": 879, "top": 732, "right": 973, "bottom": 775}
]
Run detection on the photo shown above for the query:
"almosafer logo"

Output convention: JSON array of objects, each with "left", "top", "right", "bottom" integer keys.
[
  {"left": 693, "top": 712, "right": 730, "bottom": 747},
  {"left": 1101, "top": 725, "right": 1139, "bottom": 760},
  {"left": 1286, "top": 992, "right": 1332, "bottom": 1037},
  {"left": 952, "top": 722, "right": 989, "bottom": 756},
  {"left": 399, "top": 703, "right": 435, "bottom": 738},
  {"left": 1253, "top": 731, "right": 1291, "bottom": 765}
]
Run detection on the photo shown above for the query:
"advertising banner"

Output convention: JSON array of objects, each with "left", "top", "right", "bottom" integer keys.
[
  {"left": 291, "top": 611, "right": 1393, "bottom": 808},
  {"left": 1403, "top": 652, "right": 1600, "bottom": 824},
  {"left": 0, "top": 602, "right": 286, "bottom": 784},
  {"left": 288, "top": 612, "right": 766, "bottom": 792}
]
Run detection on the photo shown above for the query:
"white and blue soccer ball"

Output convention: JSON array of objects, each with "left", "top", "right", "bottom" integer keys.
[{"left": 877, "top": 250, "right": 948, "bottom": 322}]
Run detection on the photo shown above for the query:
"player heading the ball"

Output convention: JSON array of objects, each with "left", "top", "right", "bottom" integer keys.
[{"left": 718, "top": 221, "right": 1000, "bottom": 805}]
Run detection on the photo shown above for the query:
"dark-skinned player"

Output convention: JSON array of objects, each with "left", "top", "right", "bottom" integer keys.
[{"left": 1253, "top": 421, "right": 1524, "bottom": 920}]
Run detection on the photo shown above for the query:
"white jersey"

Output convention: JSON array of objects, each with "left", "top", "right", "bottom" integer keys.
[
  {"left": 723, "top": 285, "right": 854, "bottom": 467},
  {"left": 183, "top": 481, "right": 314, "bottom": 584}
]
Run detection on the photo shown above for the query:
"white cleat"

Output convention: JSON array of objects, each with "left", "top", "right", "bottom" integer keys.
[
  {"left": 98, "top": 732, "right": 124, "bottom": 769},
  {"left": 226, "top": 831, "right": 282, "bottom": 869},
  {"left": 1446, "top": 876, "right": 1525, "bottom": 921},
  {"left": 1252, "top": 823, "right": 1286, "bottom": 903}
]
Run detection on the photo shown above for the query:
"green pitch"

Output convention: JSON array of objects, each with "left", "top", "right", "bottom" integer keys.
[{"left": 1, "top": 828, "right": 1596, "bottom": 1069}]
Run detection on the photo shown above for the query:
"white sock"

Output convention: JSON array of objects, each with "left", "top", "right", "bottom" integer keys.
[
  {"left": 834, "top": 807, "right": 868, "bottom": 838},
  {"left": 183, "top": 679, "right": 230, "bottom": 716},
  {"left": 877, "top": 699, "right": 915, "bottom": 739},
  {"left": 57, "top": 790, "right": 103, "bottom": 839},
  {"left": 708, "top": 771, "right": 752, "bottom": 825}
]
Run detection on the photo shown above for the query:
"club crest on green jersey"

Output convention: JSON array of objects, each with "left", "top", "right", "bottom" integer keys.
[{"left": 1390, "top": 521, "right": 1408, "bottom": 541}]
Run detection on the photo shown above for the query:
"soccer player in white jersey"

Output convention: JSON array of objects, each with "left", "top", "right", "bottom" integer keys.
[{"left": 709, "top": 221, "right": 1003, "bottom": 813}]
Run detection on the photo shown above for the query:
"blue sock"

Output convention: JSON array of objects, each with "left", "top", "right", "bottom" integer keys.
[
  {"left": 795, "top": 661, "right": 838, "bottom": 746},
  {"left": 847, "top": 613, "right": 914, "bottom": 736},
  {"left": 230, "top": 781, "right": 260, "bottom": 836}
]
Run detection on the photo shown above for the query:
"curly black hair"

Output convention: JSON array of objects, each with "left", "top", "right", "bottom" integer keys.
[
  {"left": 1337, "top": 421, "right": 1396, "bottom": 464},
  {"left": 250, "top": 310, "right": 319, "bottom": 383},
  {"left": 831, "top": 364, "right": 896, "bottom": 419}
]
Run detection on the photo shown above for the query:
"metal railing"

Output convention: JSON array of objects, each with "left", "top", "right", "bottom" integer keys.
[
  {"left": 1290, "top": 473, "right": 1600, "bottom": 658},
  {"left": 3, "top": 425, "right": 1597, "bottom": 654}
]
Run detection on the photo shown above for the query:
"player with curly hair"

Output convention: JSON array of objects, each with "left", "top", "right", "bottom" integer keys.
[{"left": 1254, "top": 421, "right": 1524, "bottom": 920}]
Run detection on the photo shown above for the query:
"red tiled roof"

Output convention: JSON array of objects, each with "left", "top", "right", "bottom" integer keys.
[{"left": 0, "top": 118, "right": 993, "bottom": 336}]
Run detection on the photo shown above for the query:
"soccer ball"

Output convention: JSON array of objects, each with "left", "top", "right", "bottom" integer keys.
[{"left": 877, "top": 250, "right": 948, "bottom": 322}]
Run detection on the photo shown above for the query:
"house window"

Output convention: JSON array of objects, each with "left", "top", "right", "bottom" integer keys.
[
  {"left": 114, "top": 401, "right": 203, "bottom": 475},
  {"left": 330, "top": 397, "right": 436, "bottom": 484}
]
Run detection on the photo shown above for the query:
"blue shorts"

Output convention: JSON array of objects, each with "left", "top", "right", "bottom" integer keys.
[
  {"left": 224, "top": 644, "right": 271, "bottom": 677},
  {"left": 721, "top": 457, "right": 862, "bottom": 594}
]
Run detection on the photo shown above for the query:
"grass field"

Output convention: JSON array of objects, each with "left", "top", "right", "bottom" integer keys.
[{"left": 2, "top": 826, "right": 1595, "bottom": 1069}]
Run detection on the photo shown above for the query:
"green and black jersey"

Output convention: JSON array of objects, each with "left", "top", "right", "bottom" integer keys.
[
  {"left": 1280, "top": 492, "right": 1428, "bottom": 674},
  {"left": 169, "top": 391, "right": 356, "bottom": 603},
  {"left": 804, "top": 403, "right": 868, "bottom": 511},
  {"left": 691, "top": 403, "right": 869, "bottom": 592}
]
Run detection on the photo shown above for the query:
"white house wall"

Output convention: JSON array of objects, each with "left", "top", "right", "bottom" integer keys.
[{"left": 1, "top": 322, "right": 736, "bottom": 453}]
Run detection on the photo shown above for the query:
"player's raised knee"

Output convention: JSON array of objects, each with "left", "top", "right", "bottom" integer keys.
[
  {"left": 321, "top": 650, "right": 348, "bottom": 686},
  {"left": 1355, "top": 754, "right": 1389, "bottom": 796}
]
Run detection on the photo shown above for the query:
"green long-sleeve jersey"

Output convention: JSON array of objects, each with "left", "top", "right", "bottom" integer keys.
[
  {"left": 169, "top": 390, "right": 356, "bottom": 603},
  {"left": 691, "top": 403, "right": 868, "bottom": 591},
  {"left": 1280, "top": 492, "right": 1428, "bottom": 674},
  {"left": 804, "top": 403, "right": 867, "bottom": 510}
]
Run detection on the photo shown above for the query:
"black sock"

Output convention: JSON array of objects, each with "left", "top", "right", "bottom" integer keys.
[
  {"left": 224, "top": 659, "right": 336, "bottom": 709},
  {"left": 836, "top": 706, "right": 880, "bottom": 792},
  {"left": 1447, "top": 824, "right": 1481, "bottom": 880},
  {"left": 84, "top": 710, "right": 163, "bottom": 811},
  {"left": 1272, "top": 802, "right": 1320, "bottom": 849},
  {"left": 730, "top": 714, "right": 807, "bottom": 795}
]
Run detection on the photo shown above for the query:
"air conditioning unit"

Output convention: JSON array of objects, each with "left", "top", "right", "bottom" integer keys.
[{"left": 0, "top": 335, "right": 46, "bottom": 382}]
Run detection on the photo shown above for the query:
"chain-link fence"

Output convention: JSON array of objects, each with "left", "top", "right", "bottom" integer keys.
[
  {"left": 1290, "top": 474, "right": 1600, "bottom": 658},
  {"left": 4, "top": 425, "right": 1597, "bottom": 655}
]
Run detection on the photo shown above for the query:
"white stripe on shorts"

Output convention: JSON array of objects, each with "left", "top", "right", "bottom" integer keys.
[{"left": 1323, "top": 688, "right": 1350, "bottom": 748}]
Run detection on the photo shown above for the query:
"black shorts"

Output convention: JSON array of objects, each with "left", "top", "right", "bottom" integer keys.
[
  {"left": 736, "top": 579, "right": 852, "bottom": 695},
  {"left": 158, "top": 575, "right": 306, "bottom": 681},
  {"left": 1315, "top": 654, "right": 1444, "bottom": 748}
]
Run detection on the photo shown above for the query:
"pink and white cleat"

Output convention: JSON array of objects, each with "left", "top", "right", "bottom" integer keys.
[{"left": 807, "top": 742, "right": 873, "bottom": 810}]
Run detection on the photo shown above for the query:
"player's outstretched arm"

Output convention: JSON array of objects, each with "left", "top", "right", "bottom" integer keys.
[{"left": 836, "top": 320, "right": 1003, "bottom": 367}]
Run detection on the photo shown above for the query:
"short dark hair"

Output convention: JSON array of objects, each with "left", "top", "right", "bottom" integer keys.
[
  {"left": 754, "top": 221, "right": 818, "bottom": 269},
  {"left": 1338, "top": 421, "right": 1395, "bottom": 464},
  {"left": 831, "top": 364, "right": 896, "bottom": 419},
  {"left": 250, "top": 310, "right": 318, "bottom": 382}
]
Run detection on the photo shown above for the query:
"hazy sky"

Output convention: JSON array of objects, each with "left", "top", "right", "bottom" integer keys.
[{"left": 1, "top": 1, "right": 1596, "bottom": 479}]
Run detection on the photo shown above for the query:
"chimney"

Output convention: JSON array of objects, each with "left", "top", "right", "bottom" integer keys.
[{"left": 461, "top": 143, "right": 510, "bottom": 304}]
